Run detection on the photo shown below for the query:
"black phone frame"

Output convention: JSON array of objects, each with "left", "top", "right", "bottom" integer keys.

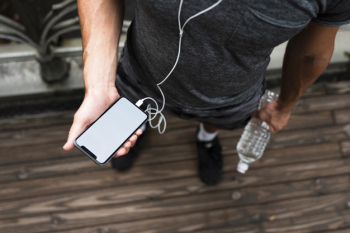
[{"left": 74, "top": 97, "right": 148, "bottom": 166}]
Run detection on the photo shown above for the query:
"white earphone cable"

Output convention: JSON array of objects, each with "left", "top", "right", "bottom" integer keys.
[{"left": 137, "top": 0, "right": 223, "bottom": 134}]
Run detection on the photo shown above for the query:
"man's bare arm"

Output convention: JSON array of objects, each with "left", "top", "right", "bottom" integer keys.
[
  {"left": 63, "top": 0, "right": 142, "bottom": 155},
  {"left": 78, "top": 0, "right": 124, "bottom": 95},
  {"left": 278, "top": 22, "right": 339, "bottom": 110},
  {"left": 254, "top": 22, "right": 339, "bottom": 133}
]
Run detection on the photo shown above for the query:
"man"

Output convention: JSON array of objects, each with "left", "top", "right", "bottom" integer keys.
[{"left": 63, "top": 0, "right": 350, "bottom": 185}]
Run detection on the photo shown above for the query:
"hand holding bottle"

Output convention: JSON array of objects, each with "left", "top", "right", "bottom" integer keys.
[
  {"left": 237, "top": 90, "right": 285, "bottom": 174},
  {"left": 251, "top": 99, "right": 291, "bottom": 134}
]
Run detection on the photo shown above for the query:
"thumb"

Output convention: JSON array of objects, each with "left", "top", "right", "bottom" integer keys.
[{"left": 63, "top": 117, "right": 87, "bottom": 151}]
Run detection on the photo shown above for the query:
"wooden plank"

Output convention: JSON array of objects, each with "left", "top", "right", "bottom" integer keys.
[
  {"left": 0, "top": 141, "right": 340, "bottom": 183},
  {"left": 95, "top": 195, "right": 350, "bottom": 233},
  {"left": 0, "top": 173, "right": 348, "bottom": 221},
  {"left": 283, "top": 110, "right": 334, "bottom": 130},
  {"left": 198, "top": 227, "right": 263, "bottom": 233},
  {"left": 0, "top": 125, "right": 70, "bottom": 149},
  {"left": 341, "top": 141, "right": 350, "bottom": 156},
  {"left": 324, "top": 81, "right": 350, "bottom": 94},
  {"left": 254, "top": 142, "right": 340, "bottom": 167},
  {"left": 66, "top": 221, "right": 260, "bottom": 233},
  {"left": 0, "top": 111, "right": 74, "bottom": 131},
  {"left": 261, "top": 211, "right": 350, "bottom": 233},
  {"left": 303, "top": 82, "right": 326, "bottom": 96},
  {"left": 0, "top": 142, "right": 84, "bottom": 167},
  {"left": 293, "top": 93, "right": 350, "bottom": 114},
  {"left": 269, "top": 124, "right": 350, "bottom": 148},
  {"left": 0, "top": 158, "right": 103, "bottom": 183},
  {"left": 2, "top": 184, "right": 349, "bottom": 233},
  {"left": 0, "top": 154, "right": 347, "bottom": 202},
  {"left": 198, "top": 211, "right": 350, "bottom": 233},
  {"left": 334, "top": 109, "right": 350, "bottom": 124},
  {"left": 319, "top": 229, "right": 350, "bottom": 233}
]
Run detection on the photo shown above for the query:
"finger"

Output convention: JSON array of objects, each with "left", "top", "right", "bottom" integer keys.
[
  {"left": 129, "top": 137, "right": 138, "bottom": 147},
  {"left": 115, "top": 147, "right": 127, "bottom": 157},
  {"left": 117, "top": 146, "right": 130, "bottom": 156},
  {"left": 123, "top": 146, "right": 130, "bottom": 155},
  {"left": 129, "top": 139, "right": 136, "bottom": 147},
  {"left": 129, "top": 134, "right": 138, "bottom": 144},
  {"left": 135, "top": 129, "right": 143, "bottom": 136},
  {"left": 63, "top": 118, "right": 87, "bottom": 151},
  {"left": 124, "top": 141, "right": 132, "bottom": 148}
]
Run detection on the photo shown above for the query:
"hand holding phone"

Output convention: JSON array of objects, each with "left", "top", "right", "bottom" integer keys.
[
  {"left": 63, "top": 92, "right": 144, "bottom": 162},
  {"left": 74, "top": 97, "right": 147, "bottom": 165}
]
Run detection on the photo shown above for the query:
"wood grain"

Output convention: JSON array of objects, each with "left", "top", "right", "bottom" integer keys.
[
  {"left": 0, "top": 141, "right": 339, "bottom": 183},
  {"left": 0, "top": 111, "right": 74, "bottom": 131},
  {"left": 3, "top": 186, "right": 350, "bottom": 233},
  {"left": 334, "top": 109, "right": 350, "bottom": 124},
  {"left": 324, "top": 81, "right": 350, "bottom": 94},
  {"left": 293, "top": 93, "right": 350, "bottom": 114},
  {"left": 341, "top": 140, "right": 350, "bottom": 156},
  {"left": 0, "top": 154, "right": 347, "bottom": 202},
  {"left": 0, "top": 173, "right": 348, "bottom": 221},
  {"left": 198, "top": 210, "right": 350, "bottom": 233}
]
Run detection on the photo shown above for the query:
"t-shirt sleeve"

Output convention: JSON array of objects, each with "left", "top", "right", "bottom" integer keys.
[{"left": 312, "top": 0, "right": 350, "bottom": 26}]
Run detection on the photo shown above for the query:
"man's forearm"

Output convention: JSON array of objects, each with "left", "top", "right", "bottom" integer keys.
[
  {"left": 278, "top": 22, "right": 338, "bottom": 110},
  {"left": 77, "top": 0, "right": 124, "bottom": 95}
]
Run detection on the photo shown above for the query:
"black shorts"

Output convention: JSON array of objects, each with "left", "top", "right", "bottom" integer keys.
[{"left": 115, "top": 63, "right": 266, "bottom": 131}]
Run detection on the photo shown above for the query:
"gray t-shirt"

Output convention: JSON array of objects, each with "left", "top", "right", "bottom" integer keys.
[{"left": 120, "top": 0, "right": 350, "bottom": 109}]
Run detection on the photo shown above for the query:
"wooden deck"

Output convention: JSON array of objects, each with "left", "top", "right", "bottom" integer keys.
[{"left": 0, "top": 81, "right": 350, "bottom": 233}]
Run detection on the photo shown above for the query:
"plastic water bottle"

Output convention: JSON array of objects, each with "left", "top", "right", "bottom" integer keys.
[{"left": 236, "top": 90, "right": 278, "bottom": 174}]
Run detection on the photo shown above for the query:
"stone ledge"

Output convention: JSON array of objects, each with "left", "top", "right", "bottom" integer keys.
[{"left": 0, "top": 27, "right": 349, "bottom": 99}]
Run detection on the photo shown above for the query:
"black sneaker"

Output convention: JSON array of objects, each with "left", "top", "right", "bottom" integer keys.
[
  {"left": 196, "top": 127, "right": 223, "bottom": 185},
  {"left": 111, "top": 129, "right": 145, "bottom": 171}
]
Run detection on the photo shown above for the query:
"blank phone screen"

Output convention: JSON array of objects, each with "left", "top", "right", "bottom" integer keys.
[{"left": 75, "top": 97, "right": 147, "bottom": 164}]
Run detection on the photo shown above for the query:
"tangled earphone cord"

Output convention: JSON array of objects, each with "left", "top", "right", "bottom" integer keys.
[{"left": 138, "top": 0, "right": 223, "bottom": 134}]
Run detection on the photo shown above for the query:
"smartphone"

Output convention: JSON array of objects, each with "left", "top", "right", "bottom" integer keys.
[{"left": 74, "top": 97, "right": 148, "bottom": 165}]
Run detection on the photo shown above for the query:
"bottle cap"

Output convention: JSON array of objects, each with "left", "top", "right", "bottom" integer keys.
[{"left": 237, "top": 160, "right": 249, "bottom": 174}]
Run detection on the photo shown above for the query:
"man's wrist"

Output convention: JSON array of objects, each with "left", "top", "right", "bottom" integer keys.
[
  {"left": 275, "top": 98, "right": 295, "bottom": 112},
  {"left": 85, "top": 85, "right": 119, "bottom": 99}
]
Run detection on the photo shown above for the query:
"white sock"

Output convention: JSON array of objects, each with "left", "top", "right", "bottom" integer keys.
[
  {"left": 140, "top": 124, "right": 146, "bottom": 132},
  {"left": 197, "top": 123, "right": 218, "bottom": 142}
]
